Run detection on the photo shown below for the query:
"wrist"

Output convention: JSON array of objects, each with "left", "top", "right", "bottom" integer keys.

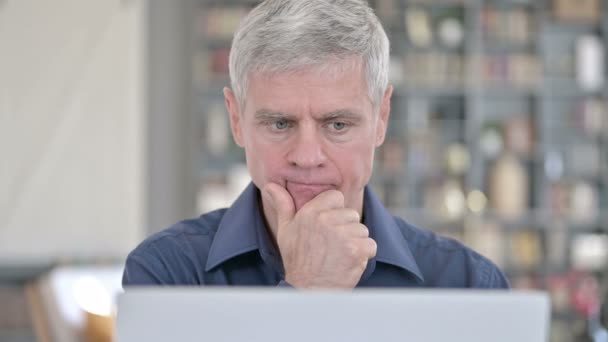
[{"left": 284, "top": 273, "right": 309, "bottom": 289}]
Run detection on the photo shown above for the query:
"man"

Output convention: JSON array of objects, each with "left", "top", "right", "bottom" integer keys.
[{"left": 123, "top": 0, "right": 509, "bottom": 289}]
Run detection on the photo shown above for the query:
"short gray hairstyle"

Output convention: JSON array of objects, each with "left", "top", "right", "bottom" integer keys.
[{"left": 228, "top": 0, "right": 390, "bottom": 109}]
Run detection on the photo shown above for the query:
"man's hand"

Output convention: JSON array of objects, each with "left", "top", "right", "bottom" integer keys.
[{"left": 263, "top": 183, "right": 377, "bottom": 289}]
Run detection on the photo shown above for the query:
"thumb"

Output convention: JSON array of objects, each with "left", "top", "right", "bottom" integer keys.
[{"left": 262, "top": 182, "right": 296, "bottom": 230}]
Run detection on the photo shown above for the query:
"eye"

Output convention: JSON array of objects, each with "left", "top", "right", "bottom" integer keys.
[
  {"left": 274, "top": 119, "right": 290, "bottom": 130},
  {"left": 332, "top": 122, "right": 347, "bottom": 131}
]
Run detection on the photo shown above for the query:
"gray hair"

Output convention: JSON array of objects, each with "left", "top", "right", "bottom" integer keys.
[{"left": 228, "top": 0, "right": 390, "bottom": 110}]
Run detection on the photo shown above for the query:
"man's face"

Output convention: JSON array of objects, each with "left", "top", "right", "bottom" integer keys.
[{"left": 225, "top": 62, "right": 392, "bottom": 214}]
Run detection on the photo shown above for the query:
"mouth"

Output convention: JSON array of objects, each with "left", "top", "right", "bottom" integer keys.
[
  {"left": 285, "top": 181, "right": 336, "bottom": 208},
  {"left": 286, "top": 181, "right": 334, "bottom": 192}
]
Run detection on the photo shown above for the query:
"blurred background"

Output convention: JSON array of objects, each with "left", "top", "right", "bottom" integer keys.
[{"left": 1, "top": 0, "right": 608, "bottom": 341}]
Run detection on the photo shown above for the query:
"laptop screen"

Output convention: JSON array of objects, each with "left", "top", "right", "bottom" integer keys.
[{"left": 117, "top": 288, "right": 550, "bottom": 342}]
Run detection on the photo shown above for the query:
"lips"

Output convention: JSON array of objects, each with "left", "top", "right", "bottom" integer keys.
[
  {"left": 286, "top": 181, "right": 334, "bottom": 195},
  {"left": 285, "top": 181, "right": 336, "bottom": 209}
]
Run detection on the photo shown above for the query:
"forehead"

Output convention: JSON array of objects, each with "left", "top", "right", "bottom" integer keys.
[{"left": 243, "top": 61, "right": 372, "bottom": 117}]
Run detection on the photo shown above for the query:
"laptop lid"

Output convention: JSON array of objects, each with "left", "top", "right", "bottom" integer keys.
[{"left": 117, "top": 288, "right": 550, "bottom": 342}]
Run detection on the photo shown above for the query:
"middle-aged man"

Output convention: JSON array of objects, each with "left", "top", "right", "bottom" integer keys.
[{"left": 123, "top": 0, "right": 509, "bottom": 289}]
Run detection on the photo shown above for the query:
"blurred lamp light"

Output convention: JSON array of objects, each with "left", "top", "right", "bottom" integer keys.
[
  {"left": 446, "top": 143, "right": 471, "bottom": 176},
  {"left": 467, "top": 190, "right": 487, "bottom": 214},
  {"left": 480, "top": 128, "right": 503, "bottom": 158},
  {"left": 438, "top": 17, "right": 464, "bottom": 48},
  {"left": 443, "top": 180, "right": 465, "bottom": 219},
  {"left": 73, "top": 276, "right": 113, "bottom": 317},
  {"left": 572, "top": 234, "right": 608, "bottom": 271}
]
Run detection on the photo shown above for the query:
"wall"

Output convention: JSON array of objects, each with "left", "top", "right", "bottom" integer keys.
[{"left": 0, "top": 0, "right": 146, "bottom": 263}]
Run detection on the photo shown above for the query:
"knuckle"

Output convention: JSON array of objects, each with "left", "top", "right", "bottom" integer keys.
[
  {"left": 301, "top": 203, "right": 317, "bottom": 216},
  {"left": 298, "top": 206, "right": 318, "bottom": 224},
  {"left": 336, "top": 224, "right": 351, "bottom": 236},
  {"left": 347, "top": 242, "right": 360, "bottom": 258},
  {"left": 317, "top": 210, "right": 332, "bottom": 226},
  {"left": 361, "top": 260, "right": 368, "bottom": 272},
  {"left": 348, "top": 209, "right": 361, "bottom": 222},
  {"left": 368, "top": 238, "right": 378, "bottom": 256},
  {"left": 327, "top": 190, "right": 344, "bottom": 205}
]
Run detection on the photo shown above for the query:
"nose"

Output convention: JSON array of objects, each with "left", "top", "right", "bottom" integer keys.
[{"left": 287, "top": 124, "right": 327, "bottom": 169}]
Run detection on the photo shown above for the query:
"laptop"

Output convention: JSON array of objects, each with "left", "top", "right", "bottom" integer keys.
[{"left": 116, "top": 288, "right": 550, "bottom": 342}]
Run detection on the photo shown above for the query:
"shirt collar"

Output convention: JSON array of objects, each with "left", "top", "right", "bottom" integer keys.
[
  {"left": 206, "top": 182, "right": 425, "bottom": 283},
  {"left": 363, "top": 187, "right": 424, "bottom": 283},
  {"left": 205, "top": 183, "right": 268, "bottom": 271}
]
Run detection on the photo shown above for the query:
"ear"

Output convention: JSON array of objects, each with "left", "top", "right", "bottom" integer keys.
[
  {"left": 223, "top": 87, "right": 244, "bottom": 147},
  {"left": 375, "top": 85, "right": 392, "bottom": 147}
]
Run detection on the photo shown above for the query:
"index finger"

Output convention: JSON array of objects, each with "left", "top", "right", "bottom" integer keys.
[{"left": 299, "top": 189, "right": 345, "bottom": 215}]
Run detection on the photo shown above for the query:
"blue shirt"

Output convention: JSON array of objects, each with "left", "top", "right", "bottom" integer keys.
[{"left": 123, "top": 183, "right": 509, "bottom": 288}]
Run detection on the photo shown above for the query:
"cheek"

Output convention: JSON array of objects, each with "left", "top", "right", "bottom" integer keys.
[
  {"left": 243, "top": 135, "right": 286, "bottom": 181},
  {"left": 334, "top": 141, "right": 376, "bottom": 186}
]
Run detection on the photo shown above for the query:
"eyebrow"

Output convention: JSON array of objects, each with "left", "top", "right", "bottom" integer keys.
[
  {"left": 254, "top": 109, "right": 296, "bottom": 121},
  {"left": 254, "top": 108, "right": 363, "bottom": 122},
  {"left": 318, "top": 109, "right": 363, "bottom": 123}
]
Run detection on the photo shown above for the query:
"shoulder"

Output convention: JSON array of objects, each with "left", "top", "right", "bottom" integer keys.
[
  {"left": 132, "top": 208, "right": 226, "bottom": 258},
  {"left": 393, "top": 216, "right": 510, "bottom": 289},
  {"left": 122, "top": 209, "right": 227, "bottom": 285}
]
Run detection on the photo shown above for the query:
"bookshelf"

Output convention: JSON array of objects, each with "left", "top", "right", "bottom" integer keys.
[{"left": 189, "top": 1, "right": 608, "bottom": 340}]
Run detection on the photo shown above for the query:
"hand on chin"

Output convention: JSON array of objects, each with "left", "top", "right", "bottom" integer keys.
[{"left": 285, "top": 181, "right": 336, "bottom": 211}]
